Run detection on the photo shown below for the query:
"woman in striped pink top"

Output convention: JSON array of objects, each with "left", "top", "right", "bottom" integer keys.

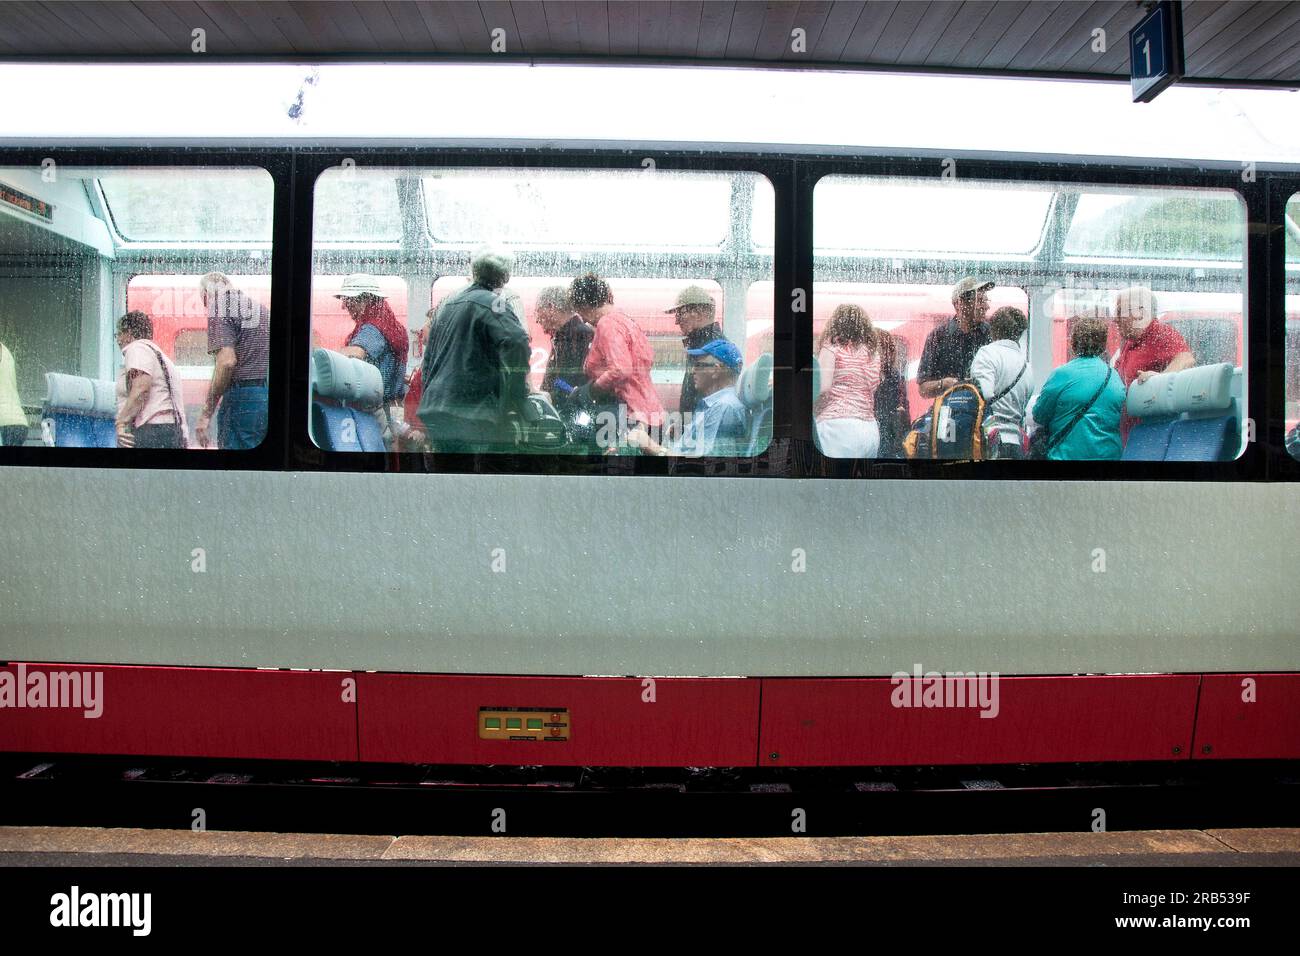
[{"left": 814, "top": 304, "right": 883, "bottom": 458}]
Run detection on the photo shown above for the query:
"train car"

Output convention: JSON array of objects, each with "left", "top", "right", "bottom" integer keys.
[{"left": 1, "top": 63, "right": 1299, "bottom": 771}]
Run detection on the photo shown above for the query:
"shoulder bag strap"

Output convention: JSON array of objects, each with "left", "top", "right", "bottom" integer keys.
[
  {"left": 987, "top": 356, "right": 1028, "bottom": 406},
  {"left": 1047, "top": 366, "right": 1112, "bottom": 454},
  {"left": 142, "top": 343, "right": 177, "bottom": 410},
  {"left": 141, "top": 342, "right": 185, "bottom": 439}
]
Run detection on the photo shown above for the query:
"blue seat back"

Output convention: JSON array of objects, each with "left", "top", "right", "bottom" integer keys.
[
  {"left": 1122, "top": 418, "right": 1175, "bottom": 461},
  {"left": 310, "top": 348, "right": 387, "bottom": 452},
  {"left": 42, "top": 373, "right": 116, "bottom": 448},
  {"left": 1165, "top": 416, "right": 1237, "bottom": 462},
  {"left": 309, "top": 403, "right": 385, "bottom": 453}
]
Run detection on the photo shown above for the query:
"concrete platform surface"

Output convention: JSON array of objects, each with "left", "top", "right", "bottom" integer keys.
[{"left": 1, "top": 827, "right": 1298, "bottom": 865}]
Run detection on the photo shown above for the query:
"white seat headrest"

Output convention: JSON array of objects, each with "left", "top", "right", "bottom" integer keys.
[
  {"left": 1126, "top": 362, "right": 1235, "bottom": 417},
  {"left": 1169, "top": 362, "right": 1234, "bottom": 414},
  {"left": 44, "top": 373, "right": 115, "bottom": 417},
  {"left": 311, "top": 348, "right": 384, "bottom": 406},
  {"left": 1124, "top": 370, "right": 1177, "bottom": 417},
  {"left": 91, "top": 378, "right": 117, "bottom": 416},
  {"left": 737, "top": 352, "right": 773, "bottom": 408}
]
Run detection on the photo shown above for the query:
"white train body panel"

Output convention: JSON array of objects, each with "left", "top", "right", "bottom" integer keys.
[{"left": 2, "top": 466, "right": 1295, "bottom": 676}]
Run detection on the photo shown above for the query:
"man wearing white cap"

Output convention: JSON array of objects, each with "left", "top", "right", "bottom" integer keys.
[
  {"left": 917, "top": 276, "right": 994, "bottom": 399},
  {"left": 665, "top": 285, "right": 725, "bottom": 414},
  {"left": 1112, "top": 285, "right": 1194, "bottom": 444}
]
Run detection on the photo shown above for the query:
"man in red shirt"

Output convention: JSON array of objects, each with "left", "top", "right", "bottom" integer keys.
[{"left": 1113, "top": 285, "right": 1195, "bottom": 443}]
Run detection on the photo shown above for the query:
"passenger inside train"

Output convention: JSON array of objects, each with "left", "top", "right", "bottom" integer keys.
[
  {"left": 0, "top": 162, "right": 1290, "bottom": 462},
  {"left": 0, "top": 165, "right": 275, "bottom": 451},
  {"left": 196, "top": 271, "right": 269, "bottom": 451},
  {"left": 810, "top": 174, "right": 1259, "bottom": 462}
]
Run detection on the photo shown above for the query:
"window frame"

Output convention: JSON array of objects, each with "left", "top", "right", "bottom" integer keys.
[
  {"left": 293, "top": 149, "right": 789, "bottom": 478},
  {"left": 0, "top": 143, "right": 1292, "bottom": 481},
  {"left": 798, "top": 157, "right": 1271, "bottom": 482},
  {"left": 1272, "top": 177, "right": 1300, "bottom": 478},
  {"left": 0, "top": 147, "right": 290, "bottom": 471}
]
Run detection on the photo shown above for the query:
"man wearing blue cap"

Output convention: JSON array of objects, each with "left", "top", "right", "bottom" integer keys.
[{"left": 634, "top": 338, "right": 748, "bottom": 457}]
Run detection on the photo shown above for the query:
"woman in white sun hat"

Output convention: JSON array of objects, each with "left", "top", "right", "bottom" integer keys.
[{"left": 336, "top": 273, "right": 410, "bottom": 442}]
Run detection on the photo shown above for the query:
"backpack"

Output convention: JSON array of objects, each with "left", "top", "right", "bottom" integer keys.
[
  {"left": 512, "top": 392, "right": 569, "bottom": 451},
  {"left": 903, "top": 382, "right": 986, "bottom": 460}
]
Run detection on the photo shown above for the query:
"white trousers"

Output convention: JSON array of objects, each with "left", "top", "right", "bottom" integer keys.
[{"left": 816, "top": 417, "right": 881, "bottom": 458}]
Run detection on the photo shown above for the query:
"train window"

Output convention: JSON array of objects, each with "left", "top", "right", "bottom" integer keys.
[
  {"left": 1285, "top": 193, "right": 1299, "bottom": 459},
  {"left": 1064, "top": 192, "right": 1244, "bottom": 260},
  {"left": 815, "top": 178, "right": 1055, "bottom": 256},
  {"left": 751, "top": 181, "right": 775, "bottom": 253},
  {"left": 0, "top": 166, "right": 273, "bottom": 453},
  {"left": 420, "top": 168, "right": 734, "bottom": 249},
  {"left": 1288, "top": 194, "right": 1300, "bottom": 263},
  {"left": 313, "top": 173, "right": 403, "bottom": 243},
  {"left": 310, "top": 166, "right": 775, "bottom": 458},
  {"left": 97, "top": 170, "right": 272, "bottom": 243},
  {"left": 812, "top": 175, "right": 1247, "bottom": 463}
]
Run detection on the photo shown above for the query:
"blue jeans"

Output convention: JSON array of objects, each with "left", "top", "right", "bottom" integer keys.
[{"left": 218, "top": 384, "right": 268, "bottom": 450}]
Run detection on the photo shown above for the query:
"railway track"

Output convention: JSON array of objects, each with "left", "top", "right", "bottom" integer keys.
[{"left": 4, "top": 754, "right": 1297, "bottom": 838}]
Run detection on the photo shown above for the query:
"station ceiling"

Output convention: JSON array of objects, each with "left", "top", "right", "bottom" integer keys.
[{"left": 0, "top": 1, "right": 1297, "bottom": 86}]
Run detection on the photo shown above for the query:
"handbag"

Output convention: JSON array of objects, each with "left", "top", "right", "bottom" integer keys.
[
  {"left": 983, "top": 357, "right": 1029, "bottom": 459},
  {"left": 512, "top": 392, "right": 569, "bottom": 450},
  {"left": 1029, "top": 367, "right": 1112, "bottom": 460}
]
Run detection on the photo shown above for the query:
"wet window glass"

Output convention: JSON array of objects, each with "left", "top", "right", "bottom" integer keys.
[
  {"left": 421, "top": 168, "right": 735, "bottom": 249},
  {"left": 98, "top": 170, "right": 273, "bottom": 243},
  {"left": 1065, "top": 192, "right": 1245, "bottom": 260},
  {"left": 1288, "top": 195, "right": 1300, "bottom": 263},
  {"left": 815, "top": 177, "right": 1055, "bottom": 256},
  {"left": 310, "top": 166, "right": 775, "bottom": 458},
  {"left": 1286, "top": 194, "right": 1299, "bottom": 460},
  {"left": 0, "top": 166, "right": 273, "bottom": 453},
  {"left": 313, "top": 172, "right": 403, "bottom": 243},
  {"left": 813, "top": 175, "right": 1246, "bottom": 463}
]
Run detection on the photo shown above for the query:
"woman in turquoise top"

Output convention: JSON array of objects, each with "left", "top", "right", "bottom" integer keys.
[{"left": 1030, "top": 318, "right": 1126, "bottom": 461}]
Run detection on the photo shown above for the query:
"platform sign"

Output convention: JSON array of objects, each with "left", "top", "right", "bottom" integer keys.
[{"left": 1130, "top": 1, "right": 1184, "bottom": 103}]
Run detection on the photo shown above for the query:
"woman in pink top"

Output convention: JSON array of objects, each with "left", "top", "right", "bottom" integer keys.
[
  {"left": 814, "top": 304, "right": 883, "bottom": 458},
  {"left": 571, "top": 273, "right": 664, "bottom": 435},
  {"left": 114, "top": 310, "right": 189, "bottom": 449}
]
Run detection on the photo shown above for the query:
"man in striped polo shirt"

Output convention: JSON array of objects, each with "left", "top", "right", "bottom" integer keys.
[{"left": 196, "top": 271, "right": 270, "bottom": 450}]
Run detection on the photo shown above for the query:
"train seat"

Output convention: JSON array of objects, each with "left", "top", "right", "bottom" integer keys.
[
  {"left": 737, "top": 352, "right": 774, "bottom": 456},
  {"left": 309, "top": 348, "right": 386, "bottom": 452},
  {"left": 41, "top": 372, "right": 116, "bottom": 448},
  {"left": 1122, "top": 418, "right": 1175, "bottom": 460},
  {"left": 1123, "top": 362, "right": 1238, "bottom": 462},
  {"left": 1165, "top": 416, "right": 1236, "bottom": 462}
]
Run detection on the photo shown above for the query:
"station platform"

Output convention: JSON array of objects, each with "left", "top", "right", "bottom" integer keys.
[{"left": 2, "top": 826, "right": 1298, "bottom": 866}]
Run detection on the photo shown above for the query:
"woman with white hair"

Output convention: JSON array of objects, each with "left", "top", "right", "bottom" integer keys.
[
  {"left": 536, "top": 284, "right": 593, "bottom": 406},
  {"left": 1112, "top": 284, "right": 1194, "bottom": 446}
]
